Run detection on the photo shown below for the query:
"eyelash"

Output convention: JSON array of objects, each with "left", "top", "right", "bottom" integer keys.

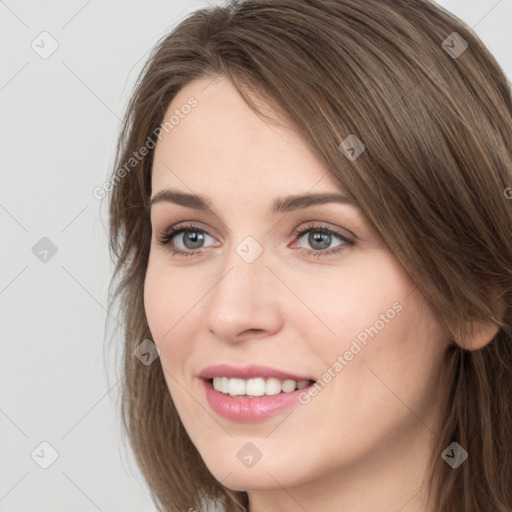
[{"left": 157, "top": 221, "right": 354, "bottom": 260}]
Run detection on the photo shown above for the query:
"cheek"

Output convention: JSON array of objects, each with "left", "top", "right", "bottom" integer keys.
[
  {"left": 144, "top": 251, "right": 199, "bottom": 329},
  {"left": 302, "top": 251, "right": 446, "bottom": 411},
  {"left": 289, "top": 250, "right": 412, "bottom": 351},
  {"left": 144, "top": 266, "right": 171, "bottom": 338},
  {"left": 143, "top": 263, "right": 197, "bottom": 361},
  {"left": 331, "top": 288, "right": 447, "bottom": 429}
]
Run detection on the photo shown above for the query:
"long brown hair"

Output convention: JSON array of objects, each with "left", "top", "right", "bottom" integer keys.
[{"left": 106, "top": 1, "right": 512, "bottom": 510}]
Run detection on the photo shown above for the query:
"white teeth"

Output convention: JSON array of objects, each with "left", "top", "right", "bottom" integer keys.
[
  {"left": 265, "top": 377, "right": 282, "bottom": 396},
  {"left": 211, "top": 377, "right": 312, "bottom": 397},
  {"left": 246, "top": 378, "right": 266, "bottom": 396},
  {"left": 281, "top": 379, "right": 296, "bottom": 393},
  {"left": 228, "top": 378, "right": 245, "bottom": 396}
]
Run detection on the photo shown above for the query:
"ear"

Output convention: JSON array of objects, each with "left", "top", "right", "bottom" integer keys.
[{"left": 454, "top": 297, "right": 505, "bottom": 351}]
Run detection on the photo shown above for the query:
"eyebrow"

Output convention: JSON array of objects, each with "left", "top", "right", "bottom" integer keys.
[{"left": 149, "top": 189, "right": 359, "bottom": 214}]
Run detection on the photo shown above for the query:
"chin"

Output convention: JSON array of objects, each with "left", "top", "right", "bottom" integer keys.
[
  {"left": 199, "top": 447, "right": 306, "bottom": 492},
  {"left": 213, "top": 467, "right": 290, "bottom": 492}
]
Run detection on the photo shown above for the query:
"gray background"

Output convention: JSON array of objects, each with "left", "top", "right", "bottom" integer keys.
[{"left": 1, "top": 1, "right": 510, "bottom": 510}]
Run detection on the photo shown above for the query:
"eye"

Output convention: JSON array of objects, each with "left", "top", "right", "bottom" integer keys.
[
  {"left": 291, "top": 222, "right": 354, "bottom": 259},
  {"left": 156, "top": 223, "right": 216, "bottom": 258}
]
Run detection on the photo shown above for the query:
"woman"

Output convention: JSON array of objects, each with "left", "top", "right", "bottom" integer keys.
[{"left": 106, "top": 0, "right": 512, "bottom": 510}]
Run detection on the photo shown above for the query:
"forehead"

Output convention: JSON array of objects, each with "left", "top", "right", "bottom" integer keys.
[{"left": 151, "top": 76, "right": 341, "bottom": 197}]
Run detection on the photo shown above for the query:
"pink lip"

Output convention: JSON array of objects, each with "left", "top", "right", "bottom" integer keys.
[
  {"left": 198, "top": 364, "right": 316, "bottom": 422},
  {"left": 200, "top": 378, "right": 316, "bottom": 422},
  {"left": 198, "top": 364, "right": 315, "bottom": 381}
]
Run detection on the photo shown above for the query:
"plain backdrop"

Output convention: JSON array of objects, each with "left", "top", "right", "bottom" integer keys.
[{"left": 1, "top": 1, "right": 511, "bottom": 510}]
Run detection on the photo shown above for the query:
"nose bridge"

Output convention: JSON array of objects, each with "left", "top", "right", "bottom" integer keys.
[{"left": 203, "top": 236, "right": 281, "bottom": 340}]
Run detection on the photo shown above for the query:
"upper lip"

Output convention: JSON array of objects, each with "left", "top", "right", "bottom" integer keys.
[{"left": 199, "top": 364, "right": 315, "bottom": 382}]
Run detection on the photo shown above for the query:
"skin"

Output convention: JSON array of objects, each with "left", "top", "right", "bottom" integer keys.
[{"left": 144, "top": 75, "right": 459, "bottom": 511}]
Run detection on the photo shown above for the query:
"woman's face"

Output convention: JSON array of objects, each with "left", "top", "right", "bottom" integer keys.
[{"left": 144, "top": 75, "right": 450, "bottom": 503}]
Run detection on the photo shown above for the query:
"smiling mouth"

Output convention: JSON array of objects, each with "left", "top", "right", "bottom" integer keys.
[{"left": 207, "top": 376, "right": 315, "bottom": 398}]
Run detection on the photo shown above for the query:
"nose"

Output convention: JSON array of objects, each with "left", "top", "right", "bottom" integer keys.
[{"left": 203, "top": 244, "right": 283, "bottom": 344}]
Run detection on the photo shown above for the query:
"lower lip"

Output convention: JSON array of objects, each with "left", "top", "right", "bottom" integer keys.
[{"left": 201, "top": 379, "right": 314, "bottom": 422}]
